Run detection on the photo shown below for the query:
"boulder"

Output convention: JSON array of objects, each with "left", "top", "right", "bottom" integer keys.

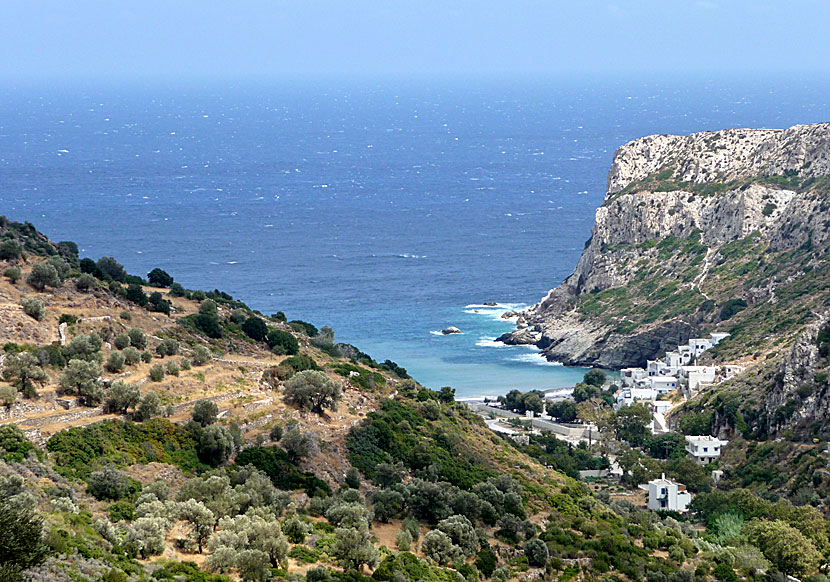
[{"left": 441, "top": 326, "right": 461, "bottom": 335}]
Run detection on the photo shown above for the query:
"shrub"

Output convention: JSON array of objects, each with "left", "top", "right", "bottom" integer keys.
[
  {"left": 180, "top": 358, "right": 191, "bottom": 370},
  {"left": 128, "top": 328, "right": 147, "bottom": 350},
  {"left": 114, "top": 333, "right": 131, "bottom": 350},
  {"left": 396, "top": 529, "right": 413, "bottom": 551},
  {"left": 156, "top": 338, "right": 179, "bottom": 357},
  {"left": 266, "top": 329, "right": 299, "bottom": 355},
  {"left": 0, "top": 239, "right": 23, "bottom": 261},
  {"left": 87, "top": 466, "right": 139, "bottom": 501},
  {"left": 21, "top": 297, "right": 45, "bottom": 321},
  {"left": 241, "top": 316, "right": 268, "bottom": 341},
  {"left": 166, "top": 361, "right": 180, "bottom": 376},
  {"left": 97, "top": 257, "right": 127, "bottom": 282},
  {"left": 0, "top": 424, "right": 38, "bottom": 463},
  {"left": 74, "top": 273, "right": 97, "bottom": 291},
  {"left": 0, "top": 386, "right": 17, "bottom": 407},
  {"left": 122, "top": 347, "right": 141, "bottom": 366},
  {"left": 192, "top": 400, "right": 219, "bottom": 427},
  {"left": 284, "top": 370, "right": 342, "bottom": 414},
  {"left": 105, "top": 351, "right": 126, "bottom": 373},
  {"left": 422, "top": 530, "right": 462, "bottom": 565},
  {"left": 147, "top": 268, "right": 173, "bottom": 287},
  {"left": 126, "top": 283, "right": 148, "bottom": 306},
  {"left": 192, "top": 345, "right": 211, "bottom": 366},
  {"left": 476, "top": 547, "right": 498, "bottom": 578},
  {"left": 149, "top": 364, "right": 165, "bottom": 382},
  {"left": 119, "top": 311, "right": 131, "bottom": 320},
  {"left": 169, "top": 282, "right": 186, "bottom": 297},
  {"left": 720, "top": 298, "right": 748, "bottom": 321},
  {"left": 3, "top": 267, "right": 21, "bottom": 283},
  {"left": 140, "top": 351, "right": 153, "bottom": 363},
  {"left": 235, "top": 445, "right": 330, "bottom": 496},
  {"left": 267, "top": 425, "right": 284, "bottom": 444},
  {"left": 58, "top": 313, "right": 77, "bottom": 325},
  {"left": 289, "top": 320, "right": 318, "bottom": 336},
  {"left": 26, "top": 262, "right": 61, "bottom": 290}
]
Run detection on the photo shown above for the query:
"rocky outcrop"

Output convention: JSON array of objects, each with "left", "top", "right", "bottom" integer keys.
[
  {"left": 759, "top": 313, "right": 830, "bottom": 435},
  {"left": 504, "top": 122, "right": 830, "bottom": 367}
]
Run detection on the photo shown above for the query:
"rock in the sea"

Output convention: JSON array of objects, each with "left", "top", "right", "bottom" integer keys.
[
  {"left": 501, "top": 310, "right": 519, "bottom": 319},
  {"left": 483, "top": 302, "right": 498, "bottom": 307},
  {"left": 442, "top": 326, "right": 462, "bottom": 335}
]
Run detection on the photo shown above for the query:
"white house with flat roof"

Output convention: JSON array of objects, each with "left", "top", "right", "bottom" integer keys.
[
  {"left": 685, "top": 435, "right": 726, "bottom": 465},
  {"left": 642, "top": 474, "right": 692, "bottom": 512},
  {"left": 649, "top": 375, "right": 679, "bottom": 394},
  {"left": 614, "top": 387, "right": 658, "bottom": 411},
  {"left": 681, "top": 366, "right": 717, "bottom": 391}
]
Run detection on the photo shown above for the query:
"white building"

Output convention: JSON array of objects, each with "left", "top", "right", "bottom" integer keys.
[
  {"left": 680, "top": 366, "right": 717, "bottom": 391},
  {"left": 649, "top": 375, "right": 679, "bottom": 394},
  {"left": 643, "top": 474, "right": 692, "bottom": 512},
  {"left": 685, "top": 435, "right": 726, "bottom": 465},
  {"left": 621, "top": 367, "right": 647, "bottom": 387},
  {"left": 614, "top": 387, "right": 658, "bottom": 411}
]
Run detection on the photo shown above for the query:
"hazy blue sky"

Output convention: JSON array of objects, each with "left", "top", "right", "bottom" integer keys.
[{"left": 2, "top": 1, "right": 829, "bottom": 80}]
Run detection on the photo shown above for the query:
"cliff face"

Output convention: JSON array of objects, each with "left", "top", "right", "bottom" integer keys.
[{"left": 503, "top": 123, "right": 830, "bottom": 369}]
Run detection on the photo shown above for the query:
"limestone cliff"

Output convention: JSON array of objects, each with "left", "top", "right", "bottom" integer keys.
[{"left": 503, "top": 122, "right": 830, "bottom": 369}]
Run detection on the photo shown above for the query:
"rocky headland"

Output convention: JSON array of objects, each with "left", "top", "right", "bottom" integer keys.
[{"left": 501, "top": 122, "right": 830, "bottom": 369}]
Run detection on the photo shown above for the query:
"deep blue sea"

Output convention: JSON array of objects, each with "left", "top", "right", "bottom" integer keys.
[{"left": 1, "top": 76, "right": 828, "bottom": 397}]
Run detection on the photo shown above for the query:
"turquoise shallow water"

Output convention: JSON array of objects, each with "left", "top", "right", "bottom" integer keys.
[{"left": 1, "top": 76, "right": 828, "bottom": 396}]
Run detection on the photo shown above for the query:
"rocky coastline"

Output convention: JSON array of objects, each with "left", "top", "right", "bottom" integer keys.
[{"left": 501, "top": 122, "right": 830, "bottom": 368}]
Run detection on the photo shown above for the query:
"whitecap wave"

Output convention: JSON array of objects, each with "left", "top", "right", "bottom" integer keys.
[
  {"left": 475, "top": 337, "right": 507, "bottom": 348},
  {"left": 511, "top": 352, "right": 563, "bottom": 366}
]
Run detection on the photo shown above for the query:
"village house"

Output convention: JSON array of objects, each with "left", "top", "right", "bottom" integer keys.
[
  {"left": 685, "top": 435, "right": 726, "bottom": 464},
  {"left": 642, "top": 474, "right": 692, "bottom": 512}
]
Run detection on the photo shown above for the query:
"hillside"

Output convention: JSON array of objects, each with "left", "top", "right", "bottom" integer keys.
[{"left": 1, "top": 217, "right": 704, "bottom": 582}]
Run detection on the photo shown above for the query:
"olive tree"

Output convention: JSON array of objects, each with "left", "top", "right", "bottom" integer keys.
[
  {"left": 0, "top": 499, "right": 48, "bottom": 581},
  {"left": 332, "top": 526, "right": 379, "bottom": 572},
  {"left": 524, "top": 538, "right": 549, "bottom": 567},
  {"left": 2, "top": 352, "right": 48, "bottom": 398},
  {"left": 176, "top": 498, "right": 215, "bottom": 553},
  {"left": 198, "top": 424, "right": 236, "bottom": 466},
  {"left": 26, "top": 262, "right": 61, "bottom": 291},
  {"left": 192, "top": 399, "right": 219, "bottom": 426},
  {"left": 124, "top": 516, "right": 167, "bottom": 558},
  {"left": 422, "top": 529, "right": 463, "bottom": 565},
  {"left": 128, "top": 328, "right": 147, "bottom": 349},
  {"left": 191, "top": 345, "right": 211, "bottom": 366},
  {"left": 437, "top": 514, "right": 478, "bottom": 557},
  {"left": 63, "top": 332, "right": 103, "bottom": 363},
  {"left": 113, "top": 333, "right": 131, "bottom": 350},
  {"left": 281, "top": 424, "right": 318, "bottom": 462},
  {"left": 20, "top": 297, "right": 45, "bottom": 321},
  {"left": 137, "top": 392, "right": 162, "bottom": 421},
  {"left": 283, "top": 370, "right": 341, "bottom": 414},
  {"left": 105, "top": 351, "right": 126, "bottom": 373},
  {"left": 105, "top": 381, "right": 141, "bottom": 415},
  {"left": 60, "top": 359, "right": 103, "bottom": 405}
]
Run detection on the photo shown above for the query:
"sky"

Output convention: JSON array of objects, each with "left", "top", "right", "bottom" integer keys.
[{"left": 1, "top": 1, "right": 829, "bottom": 81}]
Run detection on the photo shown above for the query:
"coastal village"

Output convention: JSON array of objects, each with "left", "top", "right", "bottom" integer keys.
[{"left": 467, "top": 331, "right": 740, "bottom": 513}]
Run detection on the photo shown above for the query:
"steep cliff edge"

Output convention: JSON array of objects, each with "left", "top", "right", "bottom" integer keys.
[{"left": 502, "top": 123, "right": 830, "bottom": 369}]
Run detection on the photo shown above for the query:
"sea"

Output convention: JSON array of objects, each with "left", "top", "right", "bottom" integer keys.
[{"left": 1, "top": 75, "right": 828, "bottom": 398}]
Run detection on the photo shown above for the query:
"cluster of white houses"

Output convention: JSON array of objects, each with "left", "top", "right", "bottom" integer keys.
[{"left": 615, "top": 332, "right": 743, "bottom": 413}]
